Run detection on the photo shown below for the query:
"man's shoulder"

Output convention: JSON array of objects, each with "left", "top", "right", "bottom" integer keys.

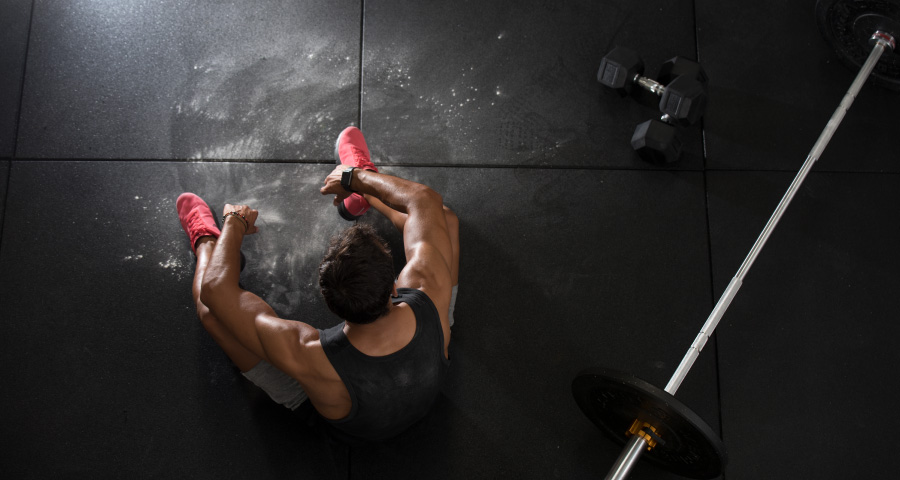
[
  {"left": 264, "top": 319, "right": 332, "bottom": 378},
  {"left": 397, "top": 248, "right": 452, "bottom": 294}
]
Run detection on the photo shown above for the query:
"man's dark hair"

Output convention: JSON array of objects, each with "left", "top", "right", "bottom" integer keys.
[{"left": 318, "top": 224, "right": 395, "bottom": 324}]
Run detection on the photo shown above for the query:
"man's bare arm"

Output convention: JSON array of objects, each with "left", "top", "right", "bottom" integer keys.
[
  {"left": 321, "top": 168, "right": 454, "bottom": 319},
  {"left": 200, "top": 205, "right": 316, "bottom": 375}
]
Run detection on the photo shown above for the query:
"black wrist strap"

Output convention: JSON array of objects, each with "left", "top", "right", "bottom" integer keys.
[{"left": 341, "top": 167, "right": 356, "bottom": 192}]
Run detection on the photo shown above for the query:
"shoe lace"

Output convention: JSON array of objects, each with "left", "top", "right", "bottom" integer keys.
[
  {"left": 185, "top": 207, "right": 212, "bottom": 234},
  {"left": 348, "top": 146, "right": 371, "bottom": 166}
]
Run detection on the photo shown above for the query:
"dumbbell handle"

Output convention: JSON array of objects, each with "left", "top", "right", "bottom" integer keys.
[
  {"left": 631, "top": 74, "right": 666, "bottom": 96},
  {"left": 603, "top": 30, "right": 895, "bottom": 480}
]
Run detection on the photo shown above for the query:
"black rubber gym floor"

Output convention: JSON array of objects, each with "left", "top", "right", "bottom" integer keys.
[{"left": 0, "top": 1, "right": 897, "bottom": 479}]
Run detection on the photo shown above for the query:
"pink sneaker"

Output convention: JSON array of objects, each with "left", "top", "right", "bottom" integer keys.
[
  {"left": 176, "top": 193, "right": 220, "bottom": 254},
  {"left": 334, "top": 126, "right": 378, "bottom": 220}
]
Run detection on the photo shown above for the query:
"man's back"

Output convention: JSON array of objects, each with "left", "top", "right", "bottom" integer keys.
[{"left": 318, "top": 288, "right": 449, "bottom": 440}]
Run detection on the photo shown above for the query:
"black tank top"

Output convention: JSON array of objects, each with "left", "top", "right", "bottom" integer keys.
[{"left": 318, "top": 288, "right": 450, "bottom": 440}]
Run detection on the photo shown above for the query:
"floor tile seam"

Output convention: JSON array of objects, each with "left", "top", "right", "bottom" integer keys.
[
  {"left": 2, "top": 158, "right": 710, "bottom": 172},
  {"left": 0, "top": 161, "right": 10, "bottom": 229},
  {"left": 701, "top": 166, "right": 728, "bottom": 450},
  {"left": 5, "top": 158, "right": 340, "bottom": 164},
  {"left": 18, "top": 158, "right": 898, "bottom": 176},
  {"left": 357, "top": 0, "right": 365, "bottom": 129},
  {"left": 692, "top": 0, "right": 702, "bottom": 64},
  {"left": 0, "top": 161, "right": 13, "bottom": 310},
  {"left": 693, "top": 0, "right": 726, "bottom": 452},
  {"left": 368, "top": 164, "right": 708, "bottom": 172},
  {"left": 11, "top": 0, "right": 37, "bottom": 159},
  {"left": 705, "top": 168, "right": 900, "bottom": 177},
  {"left": 372, "top": 164, "right": 706, "bottom": 172}
]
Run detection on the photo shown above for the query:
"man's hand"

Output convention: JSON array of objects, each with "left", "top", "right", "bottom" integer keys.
[
  {"left": 321, "top": 166, "right": 353, "bottom": 206},
  {"left": 222, "top": 204, "right": 260, "bottom": 235}
]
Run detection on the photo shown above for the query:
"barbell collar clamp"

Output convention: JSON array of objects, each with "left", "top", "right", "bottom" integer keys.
[
  {"left": 627, "top": 420, "right": 664, "bottom": 450},
  {"left": 870, "top": 31, "right": 896, "bottom": 51}
]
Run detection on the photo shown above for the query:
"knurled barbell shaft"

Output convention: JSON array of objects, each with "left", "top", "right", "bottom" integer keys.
[
  {"left": 603, "top": 30, "right": 895, "bottom": 480},
  {"left": 665, "top": 31, "right": 893, "bottom": 396}
]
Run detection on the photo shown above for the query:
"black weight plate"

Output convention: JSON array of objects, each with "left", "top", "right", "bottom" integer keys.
[
  {"left": 816, "top": 0, "right": 900, "bottom": 91},
  {"left": 573, "top": 368, "right": 726, "bottom": 479}
]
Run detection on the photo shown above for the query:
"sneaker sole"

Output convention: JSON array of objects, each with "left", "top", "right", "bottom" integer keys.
[
  {"left": 337, "top": 202, "right": 362, "bottom": 221},
  {"left": 333, "top": 130, "right": 343, "bottom": 164}
]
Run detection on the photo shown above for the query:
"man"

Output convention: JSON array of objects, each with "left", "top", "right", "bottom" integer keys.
[{"left": 175, "top": 127, "right": 459, "bottom": 440}]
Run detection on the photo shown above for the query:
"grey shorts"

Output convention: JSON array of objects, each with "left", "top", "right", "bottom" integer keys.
[
  {"left": 242, "top": 360, "right": 309, "bottom": 410},
  {"left": 449, "top": 284, "right": 458, "bottom": 327}
]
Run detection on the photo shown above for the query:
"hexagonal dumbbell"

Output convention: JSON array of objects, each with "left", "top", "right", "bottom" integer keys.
[
  {"left": 597, "top": 46, "right": 646, "bottom": 96},
  {"left": 658, "top": 56, "right": 709, "bottom": 90},
  {"left": 659, "top": 75, "right": 707, "bottom": 125},
  {"left": 631, "top": 118, "right": 682, "bottom": 164},
  {"left": 598, "top": 46, "right": 708, "bottom": 125},
  {"left": 657, "top": 56, "right": 709, "bottom": 126}
]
